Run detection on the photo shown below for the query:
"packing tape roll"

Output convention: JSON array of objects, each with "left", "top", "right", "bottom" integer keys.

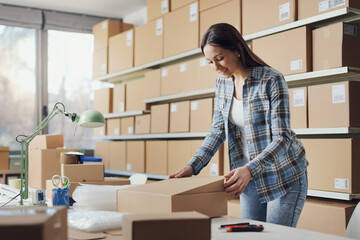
[
  {"left": 60, "top": 154, "right": 79, "bottom": 164},
  {"left": 8, "top": 178, "right": 22, "bottom": 190}
]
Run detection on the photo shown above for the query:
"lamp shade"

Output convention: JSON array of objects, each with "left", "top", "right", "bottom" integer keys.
[{"left": 78, "top": 109, "right": 105, "bottom": 128}]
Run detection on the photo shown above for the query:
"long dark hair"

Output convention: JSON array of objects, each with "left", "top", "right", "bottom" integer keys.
[{"left": 201, "top": 23, "right": 269, "bottom": 69}]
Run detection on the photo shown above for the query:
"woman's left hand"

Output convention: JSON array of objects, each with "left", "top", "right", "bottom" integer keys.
[{"left": 224, "top": 166, "right": 252, "bottom": 198}]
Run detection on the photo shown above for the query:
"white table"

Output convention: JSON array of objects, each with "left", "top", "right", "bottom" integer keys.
[{"left": 212, "top": 216, "right": 353, "bottom": 240}]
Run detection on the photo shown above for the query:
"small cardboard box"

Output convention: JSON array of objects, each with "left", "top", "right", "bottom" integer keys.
[
  {"left": 150, "top": 104, "right": 170, "bottom": 133},
  {"left": 93, "top": 87, "right": 113, "bottom": 115},
  {"left": 178, "top": 58, "right": 202, "bottom": 93},
  {"left": 109, "top": 141, "right": 127, "bottom": 171},
  {"left": 160, "top": 65, "right": 181, "bottom": 96},
  {"left": 107, "top": 118, "right": 121, "bottom": 136},
  {"left": 308, "top": 81, "right": 360, "bottom": 128},
  {"left": 113, "top": 83, "right": 126, "bottom": 113},
  {"left": 94, "top": 142, "right": 111, "bottom": 169},
  {"left": 126, "top": 141, "right": 145, "bottom": 173},
  {"left": 199, "top": 0, "right": 231, "bottom": 11},
  {"left": 289, "top": 87, "right": 308, "bottom": 129},
  {"left": 126, "top": 79, "right": 147, "bottom": 111},
  {"left": 242, "top": 0, "right": 297, "bottom": 35},
  {"left": 297, "top": 197, "right": 357, "bottom": 236},
  {"left": 144, "top": 69, "right": 161, "bottom": 99},
  {"left": 168, "top": 140, "right": 192, "bottom": 174},
  {"left": 135, "top": 115, "right": 151, "bottom": 134},
  {"left": 0, "top": 206, "right": 67, "bottom": 240},
  {"left": 190, "top": 98, "right": 213, "bottom": 132},
  {"left": 61, "top": 163, "right": 104, "bottom": 182},
  {"left": 29, "top": 134, "right": 64, "bottom": 150},
  {"left": 146, "top": 141, "right": 168, "bottom": 175},
  {"left": 147, "top": 0, "right": 170, "bottom": 22},
  {"left": 171, "top": 0, "right": 196, "bottom": 11},
  {"left": 252, "top": 26, "right": 312, "bottom": 75},
  {"left": 170, "top": 101, "right": 190, "bottom": 132},
  {"left": 109, "top": 29, "right": 134, "bottom": 73},
  {"left": 164, "top": 2, "right": 199, "bottom": 57},
  {"left": 92, "top": 47, "right": 108, "bottom": 78},
  {"left": 117, "top": 176, "right": 227, "bottom": 217},
  {"left": 313, "top": 22, "right": 360, "bottom": 71},
  {"left": 134, "top": 18, "right": 163, "bottom": 66},
  {"left": 121, "top": 117, "right": 135, "bottom": 135},
  {"left": 123, "top": 212, "right": 210, "bottom": 240},
  {"left": 191, "top": 140, "right": 223, "bottom": 177},
  {"left": 301, "top": 138, "right": 360, "bottom": 193},
  {"left": 0, "top": 146, "right": 10, "bottom": 170}
]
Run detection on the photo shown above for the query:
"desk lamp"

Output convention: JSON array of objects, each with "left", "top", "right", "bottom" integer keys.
[{"left": 16, "top": 102, "right": 104, "bottom": 205}]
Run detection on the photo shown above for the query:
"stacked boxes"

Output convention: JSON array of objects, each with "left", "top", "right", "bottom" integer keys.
[{"left": 109, "top": 29, "right": 134, "bottom": 73}]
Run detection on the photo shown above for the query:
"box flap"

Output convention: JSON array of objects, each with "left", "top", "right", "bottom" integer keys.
[{"left": 125, "top": 211, "right": 208, "bottom": 222}]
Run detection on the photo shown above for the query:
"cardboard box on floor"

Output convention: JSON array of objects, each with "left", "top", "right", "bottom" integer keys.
[
  {"left": 61, "top": 163, "right": 104, "bottom": 182},
  {"left": 297, "top": 197, "right": 357, "bottom": 236},
  {"left": 135, "top": 115, "right": 151, "bottom": 134},
  {"left": 298, "top": 0, "right": 360, "bottom": 20},
  {"left": 113, "top": 83, "right": 126, "bottom": 113},
  {"left": 126, "top": 79, "right": 147, "bottom": 111},
  {"left": 199, "top": 0, "right": 231, "bottom": 11},
  {"left": 29, "top": 134, "right": 64, "bottom": 150},
  {"left": 164, "top": 2, "right": 199, "bottom": 57},
  {"left": 107, "top": 118, "right": 121, "bottom": 136},
  {"left": 117, "top": 176, "right": 227, "bottom": 217},
  {"left": 252, "top": 26, "right": 312, "bottom": 75},
  {"left": 147, "top": 0, "right": 170, "bottom": 22},
  {"left": 313, "top": 22, "right": 360, "bottom": 71},
  {"left": 190, "top": 98, "right": 213, "bottom": 132},
  {"left": 289, "top": 87, "right": 308, "bottom": 129},
  {"left": 123, "top": 212, "right": 210, "bottom": 240},
  {"left": 126, "top": 141, "right": 145, "bottom": 172},
  {"left": 94, "top": 142, "right": 111, "bottom": 169},
  {"left": 109, "top": 29, "right": 134, "bottom": 73},
  {"left": 121, "top": 116, "right": 134, "bottom": 135},
  {"left": 0, "top": 206, "right": 67, "bottom": 240},
  {"left": 93, "top": 87, "right": 113, "bottom": 115},
  {"left": 150, "top": 103, "right": 170, "bottom": 133},
  {"left": 109, "top": 141, "right": 127, "bottom": 171},
  {"left": 92, "top": 47, "right": 108, "bottom": 78},
  {"left": 144, "top": 69, "right": 161, "bottom": 99},
  {"left": 0, "top": 147, "right": 10, "bottom": 170},
  {"left": 170, "top": 101, "right": 190, "bottom": 132},
  {"left": 301, "top": 138, "right": 360, "bottom": 193},
  {"left": 29, "top": 148, "right": 75, "bottom": 189},
  {"left": 308, "top": 81, "right": 360, "bottom": 128},
  {"left": 146, "top": 141, "right": 168, "bottom": 175}
]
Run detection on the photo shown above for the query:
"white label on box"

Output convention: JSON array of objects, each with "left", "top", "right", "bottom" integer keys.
[
  {"left": 210, "top": 163, "right": 218, "bottom": 176},
  {"left": 180, "top": 63, "right": 187, "bottom": 72},
  {"left": 126, "top": 163, "right": 132, "bottom": 171},
  {"left": 171, "top": 104, "right": 178, "bottom": 112},
  {"left": 332, "top": 84, "right": 346, "bottom": 104},
  {"left": 126, "top": 31, "right": 133, "bottom": 46},
  {"left": 191, "top": 101, "right": 199, "bottom": 110},
  {"left": 344, "top": 24, "right": 357, "bottom": 36},
  {"left": 114, "top": 128, "right": 120, "bottom": 135},
  {"left": 118, "top": 102, "right": 124, "bottom": 112},
  {"left": 128, "top": 126, "right": 133, "bottom": 134},
  {"left": 279, "top": 2, "right": 290, "bottom": 21},
  {"left": 290, "top": 59, "right": 302, "bottom": 71},
  {"left": 156, "top": 19, "right": 163, "bottom": 36},
  {"left": 318, "top": 0, "right": 331, "bottom": 12},
  {"left": 293, "top": 89, "right": 305, "bottom": 107},
  {"left": 161, "top": 68, "right": 168, "bottom": 77},
  {"left": 100, "top": 129, "right": 105, "bottom": 136},
  {"left": 102, "top": 21, "right": 108, "bottom": 29},
  {"left": 189, "top": 2, "right": 198, "bottom": 22},
  {"left": 335, "top": 178, "right": 349, "bottom": 190},
  {"left": 161, "top": 0, "right": 169, "bottom": 14},
  {"left": 101, "top": 63, "right": 107, "bottom": 74},
  {"left": 200, "top": 58, "right": 207, "bottom": 67},
  {"left": 333, "top": 0, "right": 345, "bottom": 8}
]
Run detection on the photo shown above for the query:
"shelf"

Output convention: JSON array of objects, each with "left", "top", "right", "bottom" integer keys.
[
  {"left": 94, "top": 132, "right": 209, "bottom": 141},
  {"left": 104, "top": 110, "right": 150, "bottom": 119},
  {"left": 294, "top": 127, "right": 360, "bottom": 135},
  {"left": 307, "top": 189, "right": 360, "bottom": 201},
  {"left": 143, "top": 88, "right": 215, "bottom": 104},
  {"left": 105, "top": 170, "right": 168, "bottom": 180}
]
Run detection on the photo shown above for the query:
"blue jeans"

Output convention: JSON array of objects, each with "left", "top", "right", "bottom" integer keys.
[{"left": 240, "top": 171, "right": 308, "bottom": 227}]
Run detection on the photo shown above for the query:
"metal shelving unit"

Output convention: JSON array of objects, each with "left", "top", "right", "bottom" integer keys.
[
  {"left": 307, "top": 189, "right": 360, "bottom": 201},
  {"left": 95, "top": 132, "right": 208, "bottom": 141},
  {"left": 104, "top": 110, "right": 150, "bottom": 119},
  {"left": 294, "top": 127, "right": 360, "bottom": 135}
]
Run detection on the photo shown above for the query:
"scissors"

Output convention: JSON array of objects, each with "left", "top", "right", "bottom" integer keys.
[{"left": 52, "top": 175, "right": 70, "bottom": 189}]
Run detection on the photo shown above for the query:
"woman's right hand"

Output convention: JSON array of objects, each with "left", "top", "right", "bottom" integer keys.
[{"left": 169, "top": 165, "right": 194, "bottom": 178}]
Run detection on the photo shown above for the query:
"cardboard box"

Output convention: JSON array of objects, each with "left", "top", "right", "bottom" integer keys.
[
  {"left": 227, "top": 199, "right": 242, "bottom": 218},
  {"left": 298, "top": 0, "right": 360, "bottom": 20},
  {"left": 135, "top": 115, "right": 151, "bottom": 134},
  {"left": 313, "top": 22, "right": 360, "bottom": 71},
  {"left": 94, "top": 142, "right": 111, "bottom": 169},
  {"left": 242, "top": 0, "right": 297, "bottom": 35},
  {"left": 191, "top": 140, "right": 223, "bottom": 176},
  {"left": 301, "top": 138, "right": 360, "bottom": 193},
  {"left": 146, "top": 141, "right": 168, "bottom": 175},
  {"left": 93, "top": 19, "right": 133, "bottom": 50},
  {"left": 121, "top": 117, "right": 135, "bottom": 135},
  {"left": 199, "top": 0, "right": 231, "bottom": 11},
  {"left": 0, "top": 147, "right": 10, "bottom": 170},
  {"left": 144, "top": 69, "right": 161, "bottom": 99},
  {"left": 170, "top": 101, "right": 190, "bottom": 132},
  {"left": 190, "top": 98, "right": 213, "bottom": 132},
  {"left": 198, "top": 58, "right": 218, "bottom": 89},
  {"left": 92, "top": 47, "right": 108, "bottom": 78},
  {"left": 134, "top": 18, "right": 163, "bottom": 66},
  {"left": 297, "top": 197, "right": 357, "bottom": 236},
  {"left": 168, "top": 140, "right": 192, "bottom": 175},
  {"left": 171, "top": 0, "right": 196, "bottom": 11},
  {"left": 123, "top": 212, "right": 210, "bottom": 240},
  {"left": 160, "top": 64, "right": 180, "bottom": 96},
  {"left": 29, "top": 134, "right": 64, "bottom": 150},
  {"left": 109, "top": 29, "right": 134, "bottom": 73},
  {"left": 308, "top": 81, "right": 360, "bottom": 128},
  {"left": 109, "top": 141, "right": 127, "bottom": 171},
  {"left": 112, "top": 83, "right": 126, "bottom": 113},
  {"left": 94, "top": 125, "right": 106, "bottom": 137},
  {"left": 107, "top": 118, "right": 121, "bottom": 136},
  {"left": 200, "top": 0, "right": 241, "bottom": 39},
  {"left": 61, "top": 163, "right": 104, "bottom": 182},
  {"left": 0, "top": 206, "right": 67, "bottom": 240},
  {"left": 164, "top": 2, "right": 199, "bottom": 57},
  {"left": 126, "top": 141, "right": 145, "bottom": 172},
  {"left": 117, "top": 176, "right": 227, "bottom": 217},
  {"left": 150, "top": 104, "right": 170, "bottom": 133},
  {"left": 29, "top": 148, "right": 75, "bottom": 189},
  {"left": 126, "top": 79, "right": 147, "bottom": 111},
  {"left": 289, "top": 87, "right": 308, "bottom": 129},
  {"left": 93, "top": 87, "right": 113, "bottom": 115},
  {"left": 147, "top": 0, "right": 170, "bottom": 22},
  {"left": 252, "top": 26, "right": 312, "bottom": 75},
  {"left": 178, "top": 58, "right": 202, "bottom": 93}
]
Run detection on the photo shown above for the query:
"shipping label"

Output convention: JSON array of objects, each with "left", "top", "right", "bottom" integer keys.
[
  {"left": 335, "top": 178, "right": 349, "bottom": 190},
  {"left": 293, "top": 89, "right": 305, "bottom": 107},
  {"left": 191, "top": 101, "right": 199, "bottom": 110},
  {"left": 279, "top": 2, "right": 290, "bottom": 21},
  {"left": 290, "top": 59, "right": 303, "bottom": 71},
  {"left": 161, "top": 0, "right": 169, "bottom": 14},
  {"left": 190, "top": 2, "right": 198, "bottom": 22},
  {"left": 171, "top": 104, "right": 178, "bottom": 112},
  {"left": 318, "top": 0, "right": 331, "bottom": 12},
  {"left": 210, "top": 163, "right": 219, "bottom": 176},
  {"left": 332, "top": 84, "right": 346, "bottom": 104},
  {"left": 156, "top": 19, "right": 163, "bottom": 36},
  {"left": 126, "top": 31, "right": 133, "bottom": 46}
]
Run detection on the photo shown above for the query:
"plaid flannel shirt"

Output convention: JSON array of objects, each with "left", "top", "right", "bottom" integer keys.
[{"left": 188, "top": 66, "right": 308, "bottom": 203}]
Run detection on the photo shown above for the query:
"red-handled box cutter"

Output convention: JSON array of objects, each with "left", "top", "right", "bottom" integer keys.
[{"left": 220, "top": 222, "right": 264, "bottom": 232}]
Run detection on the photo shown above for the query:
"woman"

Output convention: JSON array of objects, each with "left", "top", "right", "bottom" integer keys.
[{"left": 169, "top": 23, "right": 308, "bottom": 227}]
